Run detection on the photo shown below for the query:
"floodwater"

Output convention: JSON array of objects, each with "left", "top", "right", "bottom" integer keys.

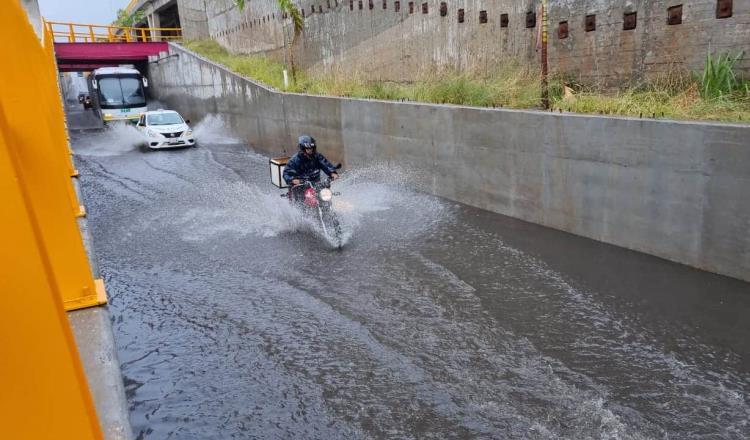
[{"left": 69, "top": 108, "right": 750, "bottom": 439}]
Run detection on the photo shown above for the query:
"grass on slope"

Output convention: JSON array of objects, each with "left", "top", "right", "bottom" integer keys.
[{"left": 184, "top": 40, "right": 750, "bottom": 123}]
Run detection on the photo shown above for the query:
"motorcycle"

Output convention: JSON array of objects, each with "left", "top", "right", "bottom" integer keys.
[{"left": 284, "top": 168, "right": 344, "bottom": 248}]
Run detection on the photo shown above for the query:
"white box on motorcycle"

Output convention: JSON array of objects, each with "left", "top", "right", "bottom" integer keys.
[{"left": 270, "top": 156, "right": 290, "bottom": 188}]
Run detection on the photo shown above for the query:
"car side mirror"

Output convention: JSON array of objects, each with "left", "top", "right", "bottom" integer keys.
[
  {"left": 184, "top": 119, "right": 190, "bottom": 124},
  {"left": 335, "top": 163, "right": 342, "bottom": 170}
]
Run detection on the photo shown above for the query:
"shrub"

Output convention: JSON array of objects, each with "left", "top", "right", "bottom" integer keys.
[{"left": 701, "top": 50, "right": 744, "bottom": 99}]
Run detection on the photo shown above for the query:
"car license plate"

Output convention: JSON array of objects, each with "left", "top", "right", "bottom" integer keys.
[
  {"left": 120, "top": 108, "right": 129, "bottom": 113},
  {"left": 168, "top": 139, "right": 179, "bottom": 144}
]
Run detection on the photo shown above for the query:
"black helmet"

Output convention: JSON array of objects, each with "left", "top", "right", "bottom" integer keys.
[{"left": 298, "top": 135, "right": 316, "bottom": 152}]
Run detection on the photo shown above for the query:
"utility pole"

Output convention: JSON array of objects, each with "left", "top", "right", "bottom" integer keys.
[{"left": 541, "top": 0, "right": 549, "bottom": 109}]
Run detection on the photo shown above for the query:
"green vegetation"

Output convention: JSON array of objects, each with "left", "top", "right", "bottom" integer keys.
[
  {"left": 113, "top": 9, "right": 145, "bottom": 27},
  {"left": 232, "top": 0, "right": 304, "bottom": 81},
  {"left": 557, "top": 61, "right": 750, "bottom": 123},
  {"left": 185, "top": 40, "right": 293, "bottom": 90},
  {"left": 701, "top": 50, "right": 746, "bottom": 99},
  {"left": 184, "top": 40, "right": 750, "bottom": 123},
  {"left": 275, "top": 0, "right": 305, "bottom": 81}
]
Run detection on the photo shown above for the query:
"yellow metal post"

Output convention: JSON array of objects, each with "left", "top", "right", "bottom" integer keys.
[
  {"left": 43, "top": 27, "right": 84, "bottom": 216},
  {"left": 140, "top": 27, "right": 146, "bottom": 42},
  {"left": 88, "top": 25, "right": 95, "bottom": 42},
  {"left": 1, "top": 1, "right": 106, "bottom": 311},
  {"left": 107, "top": 25, "right": 114, "bottom": 42},
  {"left": 68, "top": 22, "right": 75, "bottom": 42},
  {"left": 0, "top": 103, "right": 104, "bottom": 440}
]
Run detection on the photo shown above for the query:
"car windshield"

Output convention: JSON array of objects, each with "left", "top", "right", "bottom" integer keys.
[{"left": 147, "top": 113, "right": 183, "bottom": 125}]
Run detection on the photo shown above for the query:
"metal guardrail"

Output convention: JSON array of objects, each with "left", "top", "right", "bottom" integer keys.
[{"left": 45, "top": 20, "right": 181, "bottom": 43}]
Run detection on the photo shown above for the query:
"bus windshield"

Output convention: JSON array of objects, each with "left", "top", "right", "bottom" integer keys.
[{"left": 97, "top": 76, "right": 146, "bottom": 108}]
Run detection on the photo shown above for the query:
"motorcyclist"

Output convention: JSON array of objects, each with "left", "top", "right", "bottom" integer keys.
[{"left": 283, "top": 136, "right": 339, "bottom": 194}]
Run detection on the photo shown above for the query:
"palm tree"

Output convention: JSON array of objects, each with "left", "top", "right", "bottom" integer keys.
[
  {"left": 277, "top": 0, "right": 304, "bottom": 83},
  {"left": 233, "top": 0, "right": 304, "bottom": 83}
]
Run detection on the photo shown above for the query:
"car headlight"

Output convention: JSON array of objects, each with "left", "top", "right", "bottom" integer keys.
[
  {"left": 320, "top": 188, "right": 333, "bottom": 202},
  {"left": 146, "top": 129, "right": 161, "bottom": 137},
  {"left": 185, "top": 129, "right": 193, "bottom": 136}
]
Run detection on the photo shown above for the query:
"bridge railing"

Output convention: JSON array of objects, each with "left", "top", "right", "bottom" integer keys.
[
  {"left": 45, "top": 20, "right": 181, "bottom": 43},
  {"left": 126, "top": 0, "right": 142, "bottom": 15}
]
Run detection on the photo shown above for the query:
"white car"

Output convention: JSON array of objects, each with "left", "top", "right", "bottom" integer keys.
[{"left": 136, "top": 110, "right": 196, "bottom": 149}]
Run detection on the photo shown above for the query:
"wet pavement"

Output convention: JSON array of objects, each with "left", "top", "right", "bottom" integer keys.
[{"left": 70, "top": 108, "right": 750, "bottom": 439}]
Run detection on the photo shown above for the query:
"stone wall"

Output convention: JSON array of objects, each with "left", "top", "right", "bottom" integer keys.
[
  {"left": 149, "top": 43, "right": 750, "bottom": 281},
  {"left": 549, "top": 0, "right": 750, "bottom": 86},
  {"left": 177, "top": 0, "right": 749, "bottom": 85},
  {"left": 179, "top": 0, "right": 211, "bottom": 40}
]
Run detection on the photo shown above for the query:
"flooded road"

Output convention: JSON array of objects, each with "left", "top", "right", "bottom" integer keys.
[{"left": 70, "top": 112, "right": 750, "bottom": 439}]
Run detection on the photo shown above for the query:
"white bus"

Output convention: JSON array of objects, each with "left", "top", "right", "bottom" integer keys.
[{"left": 88, "top": 67, "right": 148, "bottom": 123}]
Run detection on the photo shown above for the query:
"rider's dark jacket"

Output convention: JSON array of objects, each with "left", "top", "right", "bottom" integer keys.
[{"left": 283, "top": 151, "right": 337, "bottom": 185}]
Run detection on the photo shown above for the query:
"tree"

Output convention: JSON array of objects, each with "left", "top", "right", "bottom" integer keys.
[
  {"left": 113, "top": 9, "right": 146, "bottom": 28},
  {"left": 233, "top": 0, "right": 304, "bottom": 83},
  {"left": 277, "top": 0, "right": 304, "bottom": 82}
]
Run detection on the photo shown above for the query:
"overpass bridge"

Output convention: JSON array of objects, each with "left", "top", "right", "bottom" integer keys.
[{"left": 46, "top": 21, "right": 177, "bottom": 71}]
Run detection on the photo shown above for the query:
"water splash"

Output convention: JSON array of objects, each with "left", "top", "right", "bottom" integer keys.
[
  {"left": 192, "top": 115, "right": 241, "bottom": 145},
  {"left": 171, "top": 180, "right": 312, "bottom": 242},
  {"left": 157, "top": 161, "right": 449, "bottom": 248},
  {"left": 331, "top": 163, "right": 450, "bottom": 245},
  {"left": 72, "top": 123, "right": 144, "bottom": 156}
]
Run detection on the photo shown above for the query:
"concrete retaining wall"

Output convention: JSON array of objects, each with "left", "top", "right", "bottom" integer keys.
[
  {"left": 179, "top": 0, "right": 750, "bottom": 86},
  {"left": 149, "top": 43, "right": 750, "bottom": 282}
]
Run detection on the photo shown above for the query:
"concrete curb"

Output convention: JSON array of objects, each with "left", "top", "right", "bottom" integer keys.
[{"left": 68, "top": 307, "right": 134, "bottom": 440}]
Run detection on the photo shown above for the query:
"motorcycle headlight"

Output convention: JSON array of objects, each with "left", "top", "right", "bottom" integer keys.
[{"left": 320, "top": 188, "right": 333, "bottom": 202}]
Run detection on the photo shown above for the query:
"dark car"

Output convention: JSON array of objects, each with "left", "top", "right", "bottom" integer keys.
[{"left": 78, "top": 92, "right": 92, "bottom": 109}]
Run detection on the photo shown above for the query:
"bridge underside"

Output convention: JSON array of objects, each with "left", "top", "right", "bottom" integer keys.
[{"left": 55, "top": 42, "right": 169, "bottom": 71}]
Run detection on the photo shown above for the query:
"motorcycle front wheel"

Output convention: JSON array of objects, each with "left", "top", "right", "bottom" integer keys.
[{"left": 319, "top": 207, "right": 343, "bottom": 249}]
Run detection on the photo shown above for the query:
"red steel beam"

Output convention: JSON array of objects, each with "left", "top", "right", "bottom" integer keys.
[
  {"left": 53, "top": 42, "right": 169, "bottom": 62},
  {"left": 57, "top": 63, "right": 119, "bottom": 72}
]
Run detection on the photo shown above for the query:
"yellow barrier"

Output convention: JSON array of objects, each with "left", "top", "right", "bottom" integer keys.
[
  {"left": 1, "top": 6, "right": 107, "bottom": 311},
  {"left": 45, "top": 20, "right": 182, "bottom": 43},
  {"left": 0, "top": 2, "right": 104, "bottom": 438},
  {"left": 44, "top": 24, "right": 86, "bottom": 217}
]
